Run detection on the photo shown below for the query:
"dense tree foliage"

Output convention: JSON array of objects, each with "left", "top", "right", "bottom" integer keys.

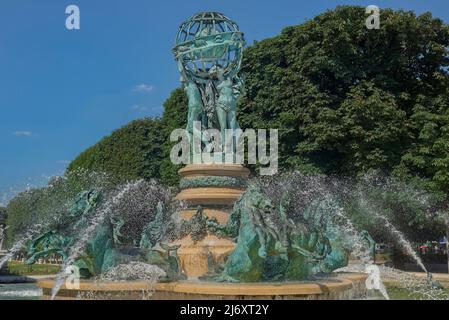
[
  {"left": 0, "top": 207, "right": 6, "bottom": 221},
  {"left": 238, "top": 6, "right": 449, "bottom": 188},
  {"left": 67, "top": 118, "right": 165, "bottom": 185},
  {"left": 5, "top": 170, "right": 115, "bottom": 247},
  {"left": 159, "top": 88, "right": 188, "bottom": 186},
  {"left": 345, "top": 175, "right": 447, "bottom": 244}
]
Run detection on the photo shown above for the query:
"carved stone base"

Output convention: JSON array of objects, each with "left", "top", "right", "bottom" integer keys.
[
  {"left": 174, "top": 164, "right": 249, "bottom": 279},
  {"left": 177, "top": 188, "right": 244, "bottom": 206},
  {"left": 173, "top": 235, "right": 236, "bottom": 279}
]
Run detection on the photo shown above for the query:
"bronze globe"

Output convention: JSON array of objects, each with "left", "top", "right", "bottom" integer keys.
[{"left": 173, "top": 12, "right": 246, "bottom": 83}]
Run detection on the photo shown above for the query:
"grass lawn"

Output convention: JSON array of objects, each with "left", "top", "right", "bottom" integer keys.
[
  {"left": 382, "top": 285, "right": 449, "bottom": 300},
  {"left": 375, "top": 253, "right": 392, "bottom": 263},
  {"left": 6, "top": 261, "right": 61, "bottom": 275}
]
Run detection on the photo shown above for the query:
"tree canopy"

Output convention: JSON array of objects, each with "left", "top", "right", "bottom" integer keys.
[
  {"left": 67, "top": 118, "right": 165, "bottom": 185},
  {"left": 0, "top": 207, "right": 7, "bottom": 225},
  {"left": 237, "top": 6, "right": 449, "bottom": 190}
]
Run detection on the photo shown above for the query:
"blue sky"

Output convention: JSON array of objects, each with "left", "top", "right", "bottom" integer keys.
[{"left": 1, "top": 0, "right": 448, "bottom": 205}]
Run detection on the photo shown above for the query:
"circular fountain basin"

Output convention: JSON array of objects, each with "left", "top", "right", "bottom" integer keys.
[{"left": 37, "top": 272, "right": 368, "bottom": 300}]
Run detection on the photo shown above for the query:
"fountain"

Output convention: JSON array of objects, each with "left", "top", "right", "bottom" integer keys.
[
  {"left": 27, "top": 13, "right": 374, "bottom": 300},
  {"left": 0, "top": 211, "right": 8, "bottom": 274}
]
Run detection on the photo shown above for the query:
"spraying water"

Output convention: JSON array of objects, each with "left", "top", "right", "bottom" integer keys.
[
  {"left": 101, "top": 261, "right": 166, "bottom": 282},
  {"left": 358, "top": 193, "right": 428, "bottom": 273},
  {"left": 380, "top": 265, "right": 448, "bottom": 300},
  {"left": 379, "top": 215, "right": 427, "bottom": 273},
  {"left": 0, "top": 224, "right": 45, "bottom": 270},
  {"left": 1, "top": 170, "right": 115, "bottom": 270},
  {"left": 257, "top": 172, "right": 447, "bottom": 300},
  {"left": 332, "top": 207, "right": 391, "bottom": 300},
  {"left": 333, "top": 206, "right": 373, "bottom": 262},
  {"left": 50, "top": 180, "right": 145, "bottom": 300},
  {"left": 2, "top": 170, "right": 446, "bottom": 301},
  {"left": 340, "top": 263, "right": 448, "bottom": 300}
]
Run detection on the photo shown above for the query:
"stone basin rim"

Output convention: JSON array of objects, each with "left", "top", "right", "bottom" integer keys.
[{"left": 37, "top": 272, "right": 368, "bottom": 296}]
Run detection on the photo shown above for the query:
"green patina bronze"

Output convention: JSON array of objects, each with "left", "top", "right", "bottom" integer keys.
[
  {"left": 26, "top": 190, "right": 184, "bottom": 280},
  {"left": 26, "top": 190, "right": 119, "bottom": 277},
  {"left": 176, "top": 185, "right": 353, "bottom": 282},
  {"left": 25, "top": 190, "right": 99, "bottom": 264},
  {"left": 25, "top": 186, "right": 367, "bottom": 282},
  {"left": 179, "top": 176, "right": 246, "bottom": 190},
  {"left": 140, "top": 202, "right": 165, "bottom": 250},
  {"left": 169, "top": 12, "right": 356, "bottom": 282},
  {"left": 173, "top": 12, "right": 245, "bottom": 158}
]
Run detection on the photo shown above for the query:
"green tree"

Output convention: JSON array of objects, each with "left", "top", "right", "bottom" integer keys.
[
  {"left": 0, "top": 207, "right": 6, "bottom": 221},
  {"left": 238, "top": 6, "right": 449, "bottom": 178},
  {"left": 0, "top": 206, "right": 7, "bottom": 247},
  {"left": 68, "top": 118, "right": 165, "bottom": 185},
  {"left": 5, "top": 170, "right": 116, "bottom": 248},
  {"left": 159, "top": 88, "right": 188, "bottom": 186},
  {"left": 395, "top": 92, "right": 449, "bottom": 193},
  {"left": 336, "top": 81, "right": 408, "bottom": 172},
  {"left": 6, "top": 188, "right": 47, "bottom": 248},
  {"left": 346, "top": 175, "right": 446, "bottom": 244}
]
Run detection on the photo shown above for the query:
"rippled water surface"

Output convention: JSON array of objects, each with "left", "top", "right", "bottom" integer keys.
[{"left": 0, "top": 283, "right": 42, "bottom": 300}]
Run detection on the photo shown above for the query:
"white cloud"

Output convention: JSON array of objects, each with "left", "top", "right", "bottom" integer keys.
[
  {"left": 133, "top": 84, "right": 154, "bottom": 93},
  {"left": 13, "top": 131, "right": 33, "bottom": 137},
  {"left": 131, "top": 105, "right": 149, "bottom": 112}
]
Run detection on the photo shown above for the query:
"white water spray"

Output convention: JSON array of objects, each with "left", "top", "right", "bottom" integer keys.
[
  {"left": 0, "top": 223, "right": 47, "bottom": 270},
  {"left": 358, "top": 194, "right": 427, "bottom": 273},
  {"left": 50, "top": 180, "right": 144, "bottom": 300}
]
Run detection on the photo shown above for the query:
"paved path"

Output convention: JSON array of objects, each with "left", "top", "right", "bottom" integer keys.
[
  {"left": 408, "top": 272, "right": 449, "bottom": 282},
  {"left": 382, "top": 271, "right": 449, "bottom": 288}
]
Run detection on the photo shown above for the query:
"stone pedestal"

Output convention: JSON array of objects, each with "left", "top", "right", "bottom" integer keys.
[{"left": 174, "top": 164, "right": 250, "bottom": 279}]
